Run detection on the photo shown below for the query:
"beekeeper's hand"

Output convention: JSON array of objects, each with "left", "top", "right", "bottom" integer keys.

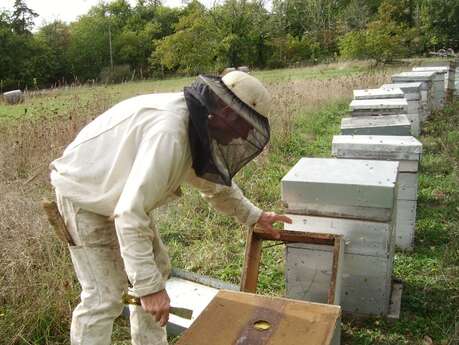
[
  {"left": 255, "top": 211, "right": 292, "bottom": 239},
  {"left": 140, "top": 289, "right": 170, "bottom": 327}
]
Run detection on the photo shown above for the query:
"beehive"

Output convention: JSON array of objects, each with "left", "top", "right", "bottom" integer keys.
[
  {"left": 381, "top": 82, "right": 425, "bottom": 134},
  {"left": 282, "top": 158, "right": 399, "bottom": 316},
  {"left": 353, "top": 88, "right": 405, "bottom": 100},
  {"left": 412, "top": 67, "right": 447, "bottom": 108},
  {"left": 349, "top": 98, "right": 408, "bottom": 117},
  {"left": 391, "top": 71, "right": 439, "bottom": 115},
  {"left": 340, "top": 115, "right": 411, "bottom": 136},
  {"left": 332, "top": 135, "right": 422, "bottom": 250}
]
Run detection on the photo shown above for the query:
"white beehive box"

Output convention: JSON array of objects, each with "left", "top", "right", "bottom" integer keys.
[
  {"left": 413, "top": 66, "right": 453, "bottom": 92},
  {"left": 349, "top": 99, "right": 408, "bottom": 117},
  {"left": 455, "top": 67, "right": 459, "bottom": 96},
  {"left": 391, "top": 71, "right": 439, "bottom": 115},
  {"left": 286, "top": 241, "right": 394, "bottom": 315},
  {"left": 331, "top": 135, "right": 422, "bottom": 250},
  {"left": 3, "top": 90, "right": 24, "bottom": 105},
  {"left": 281, "top": 158, "right": 399, "bottom": 222},
  {"left": 284, "top": 214, "right": 397, "bottom": 315},
  {"left": 340, "top": 115, "right": 411, "bottom": 136},
  {"left": 381, "top": 82, "right": 424, "bottom": 133},
  {"left": 412, "top": 67, "right": 446, "bottom": 109},
  {"left": 394, "top": 199, "right": 417, "bottom": 249},
  {"left": 353, "top": 88, "right": 404, "bottom": 100}
]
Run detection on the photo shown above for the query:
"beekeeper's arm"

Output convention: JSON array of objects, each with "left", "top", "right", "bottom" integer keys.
[
  {"left": 114, "top": 131, "right": 188, "bottom": 326},
  {"left": 186, "top": 171, "right": 291, "bottom": 238}
]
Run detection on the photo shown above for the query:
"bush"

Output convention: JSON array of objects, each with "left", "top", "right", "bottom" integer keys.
[
  {"left": 99, "top": 64, "right": 132, "bottom": 84},
  {"left": 339, "top": 21, "right": 409, "bottom": 63}
]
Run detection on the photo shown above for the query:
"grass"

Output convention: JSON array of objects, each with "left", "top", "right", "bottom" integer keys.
[{"left": 0, "top": 60, "right": 457, "bottom": 344}]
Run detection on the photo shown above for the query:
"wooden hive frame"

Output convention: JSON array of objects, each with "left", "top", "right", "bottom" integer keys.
[{"left": 241, "top": 227, "right": 344, "bottom": 305}]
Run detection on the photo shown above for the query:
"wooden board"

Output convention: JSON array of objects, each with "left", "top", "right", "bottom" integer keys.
[{"left": 175, "top": 290, "right": 340, "bottom": 345}]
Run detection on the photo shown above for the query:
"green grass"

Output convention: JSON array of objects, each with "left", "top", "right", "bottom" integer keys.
[{"left": 1, "top": 61, "right": 458, "bottom": 344}]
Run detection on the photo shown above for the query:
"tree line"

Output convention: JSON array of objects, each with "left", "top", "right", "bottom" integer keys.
[{"left": 1, "top": 0, "right": 458, "bottom": 91}]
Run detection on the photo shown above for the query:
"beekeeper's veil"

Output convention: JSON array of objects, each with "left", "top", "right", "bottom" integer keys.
[{"left": 184, "top": 71, "right": 271, "bottom": 186}]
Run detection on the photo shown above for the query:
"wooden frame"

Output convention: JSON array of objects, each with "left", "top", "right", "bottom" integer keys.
[{"left": 241, "top": 228, "right": 344, "bottom": 305}]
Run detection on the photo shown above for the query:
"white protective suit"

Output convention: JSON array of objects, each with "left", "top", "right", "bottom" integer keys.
[{"left": 50, "top": 92, "right": 263, "bottom": 345}]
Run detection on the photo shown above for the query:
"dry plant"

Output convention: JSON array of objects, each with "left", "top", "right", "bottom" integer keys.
[
  {"left": 0, "top": 93, "right": 111, "bottom": 344},
  {"left": 266, "top": 68, "right": 397, "bottom": 143}
]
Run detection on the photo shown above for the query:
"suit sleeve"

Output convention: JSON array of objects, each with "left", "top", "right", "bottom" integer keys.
[
  {"left": 186, "top": 170, "right": 263, "bottom": 226},
  {"left": 114, "top": 132, "right": 187, "bottom": 297}
]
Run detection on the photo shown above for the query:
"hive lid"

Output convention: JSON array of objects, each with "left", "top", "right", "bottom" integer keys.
[
  {"left": 332, "top": 135, "right": 422, "bottom": 162},
  {"left": 381, "top": 82, "right": 426, "bottom": 93},
  {"left": 176, "top": 290, "right": 340, "bottom": 345},
  {"left": 353, "top": 88, "right": 404, "bottom": 100},
  {"left": 281, "top": 158, "right": 399, "bottom": 214},
  {"left": 350, "top": 98, "right": 408, "bottom": 110},
  {"left": 341, "top": 115, "right": 411, "bottom": 129},
  {"left": 412, "top": 67, "right": 448, "bottom": 73},
  {"left": 392, "top": 71, "right": 437, "bottom": 82}
]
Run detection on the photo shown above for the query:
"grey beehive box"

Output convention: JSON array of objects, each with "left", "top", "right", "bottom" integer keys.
[
  {"left": 340, "top": 115, "right": 411, "bottom": 136},
  {"left": 349, "top": 98, "right": 408, "bottom": 117},
  {"left": 281, "top": 158, "right": 399, "bottom": 222}
]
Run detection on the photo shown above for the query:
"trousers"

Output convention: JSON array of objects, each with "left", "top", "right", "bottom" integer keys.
[{"left": 56, "top": 193, "right": 169, "bottom": 345}]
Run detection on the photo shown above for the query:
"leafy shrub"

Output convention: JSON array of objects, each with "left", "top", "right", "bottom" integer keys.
[{"left": 99, "top": 64, "right": 132, "bottom": 84}]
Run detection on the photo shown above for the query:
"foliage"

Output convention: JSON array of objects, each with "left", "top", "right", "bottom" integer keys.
[
  {"left": 152, "top": 1, "right": 219, "bottom": 75},
  {"left": 0, "top": 0, "right": 459, "bottom": 88},
  {"left": 339, "top": 1, "right": 410, "bottom": 63}
]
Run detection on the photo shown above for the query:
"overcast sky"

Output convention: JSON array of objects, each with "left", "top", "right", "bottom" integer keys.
[{"left": 1, "top": 0, "right": 216, "bottom": 28}]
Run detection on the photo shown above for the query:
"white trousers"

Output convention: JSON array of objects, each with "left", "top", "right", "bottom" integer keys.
[{"left": 56, "top": 194, "right": 168, "bottom": 345}]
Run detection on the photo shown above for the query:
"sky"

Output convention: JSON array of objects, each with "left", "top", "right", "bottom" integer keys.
[{"left": 1, "top": 0, "right": 215, "bottom": 28}]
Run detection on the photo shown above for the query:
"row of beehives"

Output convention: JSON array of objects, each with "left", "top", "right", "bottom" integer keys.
[{"left": 280, "top": 61, "right": 457, "bottom": 318}]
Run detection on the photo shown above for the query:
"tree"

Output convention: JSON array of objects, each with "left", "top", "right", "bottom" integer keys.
[
  {"left": 11, "top": 0, "right": 38, "bottom": 34},
  {"left": 152, "top": 1, "right": 220, "bottom": 75},
  {"left": 36, "top": 21, "right": 72, "bottom": 84},
  {"left": 67, "top": 12, "right": 111, "bottom": 81}
]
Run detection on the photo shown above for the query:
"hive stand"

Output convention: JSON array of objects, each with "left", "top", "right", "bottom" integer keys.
[{"left": 241, "top": 227, "right": 344, "bottom": 305}]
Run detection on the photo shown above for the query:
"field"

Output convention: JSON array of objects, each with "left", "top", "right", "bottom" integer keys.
[{"left": 0, "top": 60, "right": 458, "bottom": 345}]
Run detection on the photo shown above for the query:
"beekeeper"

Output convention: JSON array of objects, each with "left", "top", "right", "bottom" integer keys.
[{"left": 50, "top": 71, "right": 291, "bottom": 345}]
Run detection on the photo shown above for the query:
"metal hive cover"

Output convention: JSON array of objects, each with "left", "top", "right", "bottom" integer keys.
[
  {"left": 176, "top": 290, "right": 340, "bottom": 345},
  {"left": 350, "top": 98, "right": 408, "bottom": 110},
  {"left": 412, "top": 67, "right": 448, "bottom": 73},
  {"left": 341, "top": 115, "right": 411, "bottom": 129},
  {"left": 381, "top": 82, "right": 426, "bottom": 92},
  {"left": 281, "top": 158, "right": 399, "bottom": 211},
  {"left": 353, "top": 88, "right": 404, "bottom": 100},
  {"left": 332, "top": 135, "right": 422, "bottom": 159},
  {"left": 392, "top": 71, "right": 437, "bottom": 81}
]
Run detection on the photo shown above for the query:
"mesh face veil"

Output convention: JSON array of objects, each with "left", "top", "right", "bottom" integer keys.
[{"left": 184, "top": 75, "right": 270, "bottom": 186}]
